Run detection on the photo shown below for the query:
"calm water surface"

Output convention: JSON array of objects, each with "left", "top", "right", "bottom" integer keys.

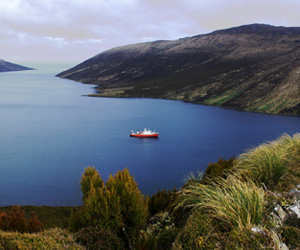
[{"left": 0, "top": 62, "right": 299, "bottom": 206}]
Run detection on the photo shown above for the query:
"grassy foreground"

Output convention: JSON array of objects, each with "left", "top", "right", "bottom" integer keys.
[{"left": 173, "top": 133, "right": 300, "bottom": 250}]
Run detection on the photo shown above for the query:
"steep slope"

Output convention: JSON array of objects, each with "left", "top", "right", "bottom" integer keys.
[
  {"left": 57, "top": 24, "right": 300, "bottom": 116},
  {"left": 0, "top": 59, "right": 33, "bottom": 72}
]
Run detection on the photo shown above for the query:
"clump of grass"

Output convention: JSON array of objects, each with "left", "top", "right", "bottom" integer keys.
[
  {"left": 235, "top": 141, "right": 287, "bottom": 187},
  {"left": 234, "top": 133, "right": 300, "bottom": 191},
  {"left": 277, "top": 133, "right": 300, "bottom": 164},
  {"left": 176, "top": 175, "right": 265, "bottom": 231},
  {"left": 173, "top": 133, "right": 300, "bottom": 249},
  {"left": 183, "top": 171, "right": 203, "bottom": 186}
]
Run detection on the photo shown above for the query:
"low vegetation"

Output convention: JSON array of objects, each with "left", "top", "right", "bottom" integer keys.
[
  {"left": 1, "top": 133, "right": 299, "bottom": 249},
  {"left": 235, "top": 133, "right": 300, "bottom": 191},
  {"left": 177, "top": 175, "right": 265, "bottom": 231},
  {"left": 0, "top": 206, "right": 42, "bottom": 233},
  {"left": 74, "top": 226, "right": 125, "bottom": 250},
  {"left": 0, "top": 228, "right": 84, "bottom": 250},
  {"left": 148, "top": 188, "right": 177, "bottom": 217},
  {"left": 0, "top": 206, "right": 73, "bottom": 230}
]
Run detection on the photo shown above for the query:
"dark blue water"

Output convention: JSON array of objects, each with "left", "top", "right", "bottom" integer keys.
[{"left": 0, "top": 62, "right": 299, "bottom": 206}]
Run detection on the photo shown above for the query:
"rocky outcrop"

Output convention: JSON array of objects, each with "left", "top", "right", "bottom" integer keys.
[
  {"left": 273, "top": 185, "right": 300, "bottom": 223},
  {"left": 57, "top": 24, "right": 300, "bottom": 116},
  {"left": 0, "top": 59, "right": 33, "bottom": 72},
  {"left": 289, "top": 185, "right": 300, "bottom": 202},
  {"left": 274, "top": 204, "right": 290, "bottom": 223},
  {"left": 269, "top": 184, "right": 300, "bottom": 250}
]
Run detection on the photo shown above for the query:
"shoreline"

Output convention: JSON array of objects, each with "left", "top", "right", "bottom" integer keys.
[{"left": 84, "top": 90, "right": 300, "bottom": 118}]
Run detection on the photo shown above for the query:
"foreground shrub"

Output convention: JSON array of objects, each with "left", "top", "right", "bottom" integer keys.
[
  {"left": 0, "top": 206, "right": 74, "bottom": 230},
  {"left": 72, "top": 167, "right": 148, "bottom": 250},
  {"left": 69, "top": 207, "right": 86, "bottom": 232},
  {"left": 80, "top": 166, "right": 104, "bottom": 201},
  {"left": 203, "top": 157, "right": 236, "bottom": 182},
  {"left": 177, "top": 175, "right": 265, "bottom": 230},
  {"left": 0, "top": 206, "right": 42, "bottom": 233},
  {"left": 172, "top": 209, "right": 216, "bottom": 250},
  {"left": 173, "top": 209, "right": 282, "bottom": 250},
  {"left": 148, "top": 188, "right": 177, "bottom": 217},
  {"left": 75, "top": 226, "right": 124, "bottom": 250},
  {"left": 0, "top": 228, "right": 84, "bottom": 250},
  {"left": 157, "top": 227, "right": 179, "bottom": 250},
  {"left": 134, "top": 225, "right": 179, "bottom": 250},
  {"left": 27, "top": 211, "right": 43, "bottom": 233},
  {"left": 226, "top": 227, "right": 281, "bottom": 250}
]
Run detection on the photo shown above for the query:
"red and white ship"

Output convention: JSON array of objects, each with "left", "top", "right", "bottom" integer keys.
[{"left": 129, "top": 128, "right": 159, "bottom": 138}]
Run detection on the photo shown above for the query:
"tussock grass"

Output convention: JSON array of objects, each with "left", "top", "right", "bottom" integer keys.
[
  {"left": 235, "top": 141, "right": 287, "bottom": 187},
  {"left": 174, "top": 133, "right": 300, "bottom": 249},
  {"left": 278, "top": 133, "right": 300, "bottom": 164},
  {"left": 234, "top": 133, "right": 300, "bottom": 191},
  {"left": 183, "top": 171, "right": 203, "bottom": 186},
  {"left": 177, "top": 175, "right": 264, "bottom": 231}
]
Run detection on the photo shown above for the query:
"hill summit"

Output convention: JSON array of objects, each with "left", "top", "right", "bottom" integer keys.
[{"left": 57, "top": 24, "right": 300, "bottom": 116}]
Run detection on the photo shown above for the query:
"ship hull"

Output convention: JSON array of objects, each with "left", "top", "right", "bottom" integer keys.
[{"left": 129, "top": 133, "right": 159, "bottom": 138}]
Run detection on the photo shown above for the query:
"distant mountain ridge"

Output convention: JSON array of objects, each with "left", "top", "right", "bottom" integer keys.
[
  {"left": 57, "top": 24, "right": 300, "bottom": 116},
  {"left": 0, "top": 59, "right": 33, "bottom": 72}
]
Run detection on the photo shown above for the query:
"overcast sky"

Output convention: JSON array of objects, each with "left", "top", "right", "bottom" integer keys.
[{"left": 1, "top": 0, "right": 300, "bottom": 63}]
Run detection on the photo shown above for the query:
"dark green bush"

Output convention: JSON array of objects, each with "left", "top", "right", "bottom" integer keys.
[
  {"left": 173, "top": 209, "right": 216, "bottom": 250},
  {"left": 148, "top": 188, "right": 177, "bottom": 217},
  {"left": 72, "top": 167, "right": 148, "bottom": 250},
  {"left": 203, "top": 156, "right": 235, "bottom": 182},
  {"left": 75, "top": 226, "right": 124, "bottom": 250},
  {"left": 69, "top": 207, "right": 85, "bottom": 232},
  {"left": 157, "top": 227, "right": 179, "bottom": 250},
  {"left": 80, "top": 166, "right": 104, "bottom": 202}
]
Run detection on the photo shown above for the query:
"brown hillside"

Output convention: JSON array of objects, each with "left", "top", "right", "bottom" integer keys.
[{"left": 57, "top": 24, "right": 300, "bottom": 115}]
